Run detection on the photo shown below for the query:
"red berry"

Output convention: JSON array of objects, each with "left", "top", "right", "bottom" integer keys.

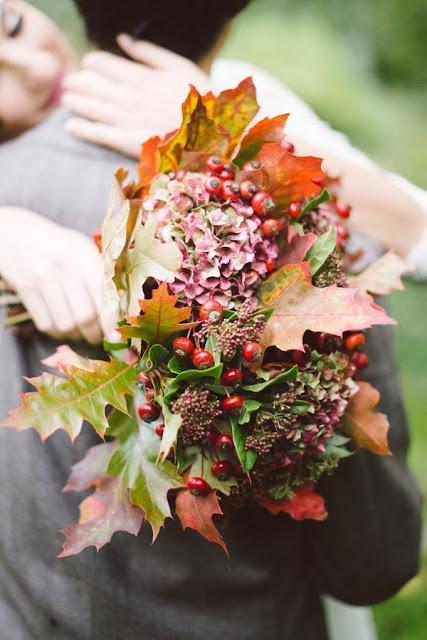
[
  {"left": 192, "top": 350, "right": 215, "bottom": 370},
  {"left": 173, "top": 336, "right": 195, "bottom": 359},
  {"left": 187, "top": 477, "right": 210, "bottom": 496},
  {"left": 215, "top": 433, "right": 234, "bottom": 452},
  {"left": 336, "top": 223, "right": 349, "bottom": 244},
  {"left": 288, "top": 201, "right": 301, "bottom": 219},
  {"left": 221, "top": 368, "right": 243, "bottom": 387},
  {"left": 283, "top": 140, "right": 295, "bottom": 153},
  {"left": 138, "top": 402, "right": 161, "bottom": 423},
  {"left": 176, "top": 169, "right": 186, "bottom": 180},
  {"left": 252, "top": 191, "right": 275, "bottom": 216},
  {"left": 155, "top": 423, "right": 165, "bottom": 437},
  {"left": 312, "top": 176, "right": 324, "bottom": 187},
  {"left": 335, "top": 201, "right": 352, "bottom": 219},
  {"left": 206, "top": 177, "right": 223, "bottom": 196},
  {"left": 344, "top": 333, "right": 366, "bottom": 351},
  {"left": 199, "top": 300, "right": 224, "bottom": 322},
  {"left": 352, "top": 352, "right": 369, "bottom": 369},
  {"left": 243, "top": 160, "right": 262, "bottom": 172},
  {"left": 222, "top": 181, "right": 241, "bottom": 201},
  {"left": 92, "top": 230, "right": 102, "bottom": 251},
  {"left": 211, "top": 460, "right": 233, "bottom": 480},
  {"left": 233, "top": 462, "right": 245, "bottom": 477},
  {"left": 204, "top": 430, "right": 217, "bottom": 446},
  {"left": 316, "top": 333, "right": 342, "bottom": 353},
  {"left": 240, "top": 180, "right": 258, "bottom": 200},
  {"left": 242, "top": 341, "right": 263, "bottom": 363},
  {"left": 145, "top": 388, "right": 155, "bottom": 401},
  {"left": 266, "top": 257, "right": 276, "bottom": 272},
  {"left": 219, "top": 167, "right": 234, "bottom": 181},
  {"left": 261, "top": 218, "right": 282, "bottom": 237},
  {"left": 222, "top": 395, "right": 243, "bottom": 414},
  {"left": 206, "top": 155, "right": 224, "bottom": 173},
  {"left": 290, "top": 348, "right": 310, "bottom": 366},
  {"left": 137, "top": 372, "right": 153, "bottom": 389}
]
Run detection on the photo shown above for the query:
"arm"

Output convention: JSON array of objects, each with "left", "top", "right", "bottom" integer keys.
[{"left": 306, "top": 323, "right": 422, "bottom": 605}]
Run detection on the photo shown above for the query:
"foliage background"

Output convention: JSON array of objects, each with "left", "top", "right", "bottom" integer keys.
[{"left": 30, "top": 1, "right": 427, "bottom": 637}]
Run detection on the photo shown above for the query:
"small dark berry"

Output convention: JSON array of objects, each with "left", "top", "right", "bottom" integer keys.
[
  {"left": 206, "top": 177, "right": 223, "bottom": 196},
  {"left": 187, "top": 477, "right": 210, "bottom": 496},
  {"left": 345, "top": 333, "right": 366, "bottom": 351},
  {"left": 138, "top": 402, "right": 161, "bottom": 423},
  {"left": 335, "top": 201, "right": 351, "bottom": 219},
  {"left": 283, "top": 140, "right": 295, "bottom": 153},
  {"left": 242, "top": 341, "right": 263, "bottom": 363},
  {"left": 261, "top": 218, "right": 282, "bottom": 237},
  {"left": 137, "top": 372, "right": 153, "bottom": 389},
  {"left": 243, "top": 160, "right": 262, "bottom": 171},
  {"left": 222, "top": 395, "right": 244, "bottom": 414},
  {"left": 211, "top": 460, "right": 233, "bottom": 480},
  {"left": 221, "top": 368, "right": 243, "bottom": 387},
  {"left": 155, "top": 424, "right": 165, "bottom": 437},
  {"left": 240, "top": 180, "right": 258, "bottom": 200},
  {"left": 222, "top": 181, "right": 241, "bottom": 201},
  {"left": 215, "top": 433, "right": 234, "bottom": 452}
]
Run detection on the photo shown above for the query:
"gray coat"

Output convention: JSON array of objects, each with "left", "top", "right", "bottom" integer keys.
[{"left": 0, "top": 110, "right": 422, "bottom": 639}]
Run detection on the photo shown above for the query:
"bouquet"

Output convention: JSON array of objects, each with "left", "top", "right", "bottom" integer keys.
[{"left": 1, "top": 79, "right": 412, "bottom": 557}]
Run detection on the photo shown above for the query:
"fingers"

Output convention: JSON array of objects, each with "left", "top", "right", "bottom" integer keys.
[
  {"left": 62, "top": 92, "right": 122, "bottom": 126},
  {"left": 116, "top": 34, "right": 189, "bottom": 70},
  {"left": 18, "top": 288, "right": 55, "bottom": 335},
  {"left": 81, "top": 50, "right": 151, "bottom": 86},
  {"left": 63, "top": 70, "right": 117, "bottom": 105},
  {"left": 65, "top": 117, "right": 143, "bottom": 158}
]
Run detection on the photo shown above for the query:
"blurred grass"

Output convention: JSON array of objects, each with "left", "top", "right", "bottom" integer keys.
[{"left": 30, "top": 1, "right": 427, "bottom": 637}]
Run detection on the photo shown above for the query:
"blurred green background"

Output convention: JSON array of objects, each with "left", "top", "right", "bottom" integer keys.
[{"left": 30, "top": 1, "right": 427, "bottom": 637}]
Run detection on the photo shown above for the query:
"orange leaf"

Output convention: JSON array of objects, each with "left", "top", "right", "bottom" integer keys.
[
  {"left": 343, "top": 381, "right": 391, "bottom": 455},
  {"left": 259, "top": 484, "right": 327, "bottom": 521},
  {"left": 234, "top": 114, "right": 288, "bottom": 167},
  {"left": 119, "top": 282, "right": 198, "bottom": 345},
  {"left": 137, "top": 136, "right": 161, "bottom": 188},
  {"left": 259, "top": 262, "right": 396, "bottom": 352},
  {"left": 257, "top": 143, "right": 324, "bottom": 206},
  {"left": 175, "top": 489, "right": 228, "bottom": 555}
]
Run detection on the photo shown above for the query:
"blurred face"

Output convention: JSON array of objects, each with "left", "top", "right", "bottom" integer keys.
[{"left": 0, "top": 0, "right": 75, "bottom": 139}]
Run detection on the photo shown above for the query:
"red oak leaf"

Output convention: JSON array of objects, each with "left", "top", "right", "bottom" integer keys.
[
  {"left": 259, "top": 484, "right": 327, "bottom": 521},
  {"left": 43, "top": 345, "right": 98, "bottom": 373},
  {"left": 259, "top": 262, "right": 396, "bottom": 352},
  {"left": 349, "top": 251, "right": 414, "bottom": 296},
  {"left": 256, "top": 143, "right": 325, "bottom": 206},
  {"left": 58, "top": 477, "right": 144, "bottom": 557},
  {"left": 278, "top": 225, "right": 317, "bottom": 267},
  {"left": 234, "top": 114, "right": 288, "bottom": 167},
  {"left": 63, "top": 442, "right": 118, "bottom": 493},
  {"left": 175, "top": 489, "right": 228, "bottom": 556},
  {"left": 343, "top": 381, "right": 391, "bottom": 456},
  {"left": 137, "top": 136, "right": 161, "bottom": 188}
]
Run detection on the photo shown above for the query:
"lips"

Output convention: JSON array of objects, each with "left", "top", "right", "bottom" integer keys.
[{"left": 44, "top": 69, "right": 65, "bottom": 109}]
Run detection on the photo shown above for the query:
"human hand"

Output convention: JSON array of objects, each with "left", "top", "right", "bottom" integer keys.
[
  {"left": 62, "top": 35, "right": 211, "bottom": 158},
  {"left": 0, "top": 208, "right": 104, "bottom": 344}
]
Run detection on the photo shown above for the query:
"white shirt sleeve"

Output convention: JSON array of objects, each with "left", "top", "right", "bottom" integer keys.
[{"left": 211, "top": 59, "right": 427, "bottom": 277}]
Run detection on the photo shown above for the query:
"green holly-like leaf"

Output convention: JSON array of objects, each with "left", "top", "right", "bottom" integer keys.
[
  {"left": 239, "top": 399, "right": 261, "bottom": 425},
  {"left": 241, "top": 367, "right": 298, "bottom": 393},
  {"left": 324, "top": 434, "right": 353, "bottom": 459},
  {"left": 0, "top": 354, "right": 137, "bottom": 441},
  {"left": 188, "top": 448, "right": 238, "bottom": 496},
  {"left": 163, "top": 363, "right": 224, "bottom": 405},
  {"left": 119, "top": 282, "right": 198, "bottom": 346},
  {"left": 299, "top": 189, "right": 331, "bottom": 220},
  {"left": 107, "top": 411, "right": 184, "bottom": 540},
  {"left": 139, "top": 344, "right": 170, "bottom": 372},
  {"left": 157, "top": 396, "right": 183, "bottom": 461},
  {"left": 230, "top": 416, "right": 257, "bottom": 473},
  {"left": 305, "top": 227, "right": 337, "bottom": 275}
]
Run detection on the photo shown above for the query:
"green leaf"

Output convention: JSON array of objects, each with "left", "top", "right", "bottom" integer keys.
[
  {"left": 103, "top": 337, "right": 129, "bottom": 353},
  {"left": 291, "top": 400, "right": 312, "bottom": 415},
  {"left": 205, "top": 333, "right": 221, "bottom": 365},
  {"left": 163, "top": 363, "right": 224, "bottom": 405},
  {"left": 120, "top": 282, "right": 198, "bottom": 345},
  {"left": 230, "top": 416, "right": 257, "bottom": 473},
  {"left": 324, "top": 433, "right": 353, "bottom": 459},
  {"left": 241, "top": 367, "right": 298, "bottom": 392},
  {"left": 107, "top": 418, "right": 184, "bottom": 540},
  {"left": 239, "top": 399, "right": 261, "bottom": 425},
  {"left": 189, "top": 449, "right": 237, "bottom": 496},
  {"left": 0, "top": 356, "right": 137, "bottom": 441},
  {"left": 105, "top": 398, "right": 138, "bottom": 442},
  {"left": 305, "top": 227, "right": 337, "bottom": 275},
  {"left": 167, "top": 355, "right": 189, "bottom": 374},
  {"left": 157, "top": 396, "right": 183, "bottom": 461},
  {"left": 140, "top": 344, "right": 170, "bottom": 372},
  {"left": 299, "top": 189, "right": 331, "bottom": 220}
]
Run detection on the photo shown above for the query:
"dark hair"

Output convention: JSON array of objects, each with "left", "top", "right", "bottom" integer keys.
[{"left": 74, "top": 0, "right": 250, "bottom": 62}]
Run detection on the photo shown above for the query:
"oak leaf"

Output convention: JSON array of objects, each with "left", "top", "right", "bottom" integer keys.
[
  {"left": 349, "top": 251, "right": 414, "bottom": 296},
  {"left": 59, "top": 477, "right": 144, "bottom": 557},
  {"left": 119, "top": 282, "right": 198, "bottom": 345},
  {"left": 234, "top": 114, "right": 288, "bottom": 167},
  {"left": 259, "top": 484, "right": 327, "bottom": 521},
  {"left": 343, "top": 381, "right": 391, "bottom": 455},
  {"left": 259, "top": 262, "right": 396, "bottom": 352},
  {"left": 175, "top": 488, "right": 228, "bottom": 555},
  {"left": 279, "top": 224, "right": 317, "bottom": 267},
  {"left": 256, "top": 143, "right": 325, "bottom": 206},
  {"left": 0, "top": 356, "right": 137, "bottom": 441}
]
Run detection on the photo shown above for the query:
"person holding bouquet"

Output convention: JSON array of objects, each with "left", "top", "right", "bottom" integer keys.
[{"left": 0, "top": 1, "right": 423, "bottom": 639}]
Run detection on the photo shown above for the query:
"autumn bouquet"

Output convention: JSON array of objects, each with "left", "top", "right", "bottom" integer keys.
[{"left": 1, "top": 79, "right": 412, "bottom": 556}]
